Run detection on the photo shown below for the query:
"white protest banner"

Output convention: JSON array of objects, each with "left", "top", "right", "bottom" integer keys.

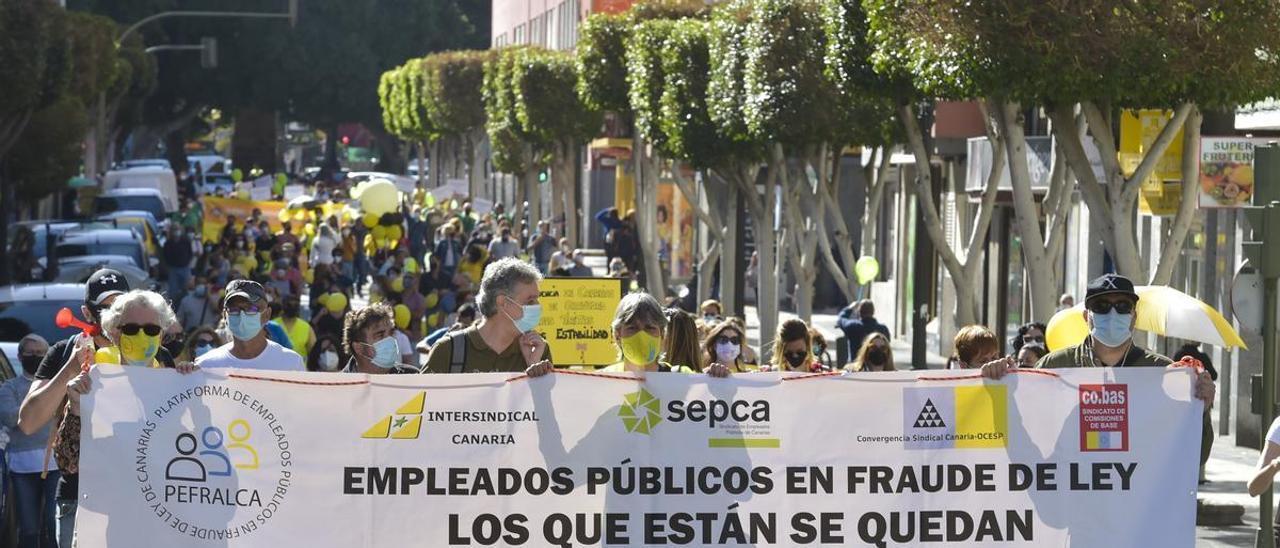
[
  {"left": 282, "top": 185, "right": 306, "bottom": 202},
  {"left": 431, "top": 178, "right": 470, "bottom": 202},
  {"left": 78, "top": 366, "right": 1201, "bottom": 547}
]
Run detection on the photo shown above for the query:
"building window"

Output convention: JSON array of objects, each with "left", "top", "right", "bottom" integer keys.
[{"left": 514, "top": 23, "right": 525, "bottom": 44}]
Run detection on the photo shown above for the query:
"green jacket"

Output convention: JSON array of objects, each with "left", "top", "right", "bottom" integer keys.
[{"left": 1036, "top": 337, "right": 1172, "bottom": 369}]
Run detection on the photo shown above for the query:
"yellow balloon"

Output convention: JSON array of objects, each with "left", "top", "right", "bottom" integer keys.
[
  {"left": 277, "top": 208, "right": 291, "bottom": 221},
  {"left": 424, "top": 291, "right": 439, "bottom": 309},
  {"left": 371, "top": 225, "right": 388, "bottom": 240},
  {"left": 359, "top": 179, "right": 399, "bottom": 216},
  {"left": 388, "top": 225, "right": 403, "bottom": 241},
  {"left": 303, "top": 269, "right": 314, "bottom": 284},
  {"left": 427, "top": 311, "right": 442, "bottom": 328},
  {"left": 855, "top": 256, "right": 880, "bottom": 285},
  {"left": 394, "top": 304, "right": 411, "bottom": 330},
  {"left": 304, "top": 223, "right": 316, "bottom": 237},
  {"left": 317, "top": 294, "right": 330, "bottom": 307},
  {"left": 362, "top": 213, "right": 379, "bottom": 228},
  {"left": 325, "top": 292, "right": 348, "bottom": 314},
  {"left": 1045, "top": 306, "right": 1089, "bottom": 352},
  {"left": 404, "top": 257, "right": 420, "bottom": 275},
  {"left": 390, "top": 278, "right": 404, "bottom": 293}
]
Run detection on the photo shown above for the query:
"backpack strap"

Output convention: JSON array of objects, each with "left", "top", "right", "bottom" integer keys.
[{"left": 448, "top": 331, "right": 468, "bottom": 373}]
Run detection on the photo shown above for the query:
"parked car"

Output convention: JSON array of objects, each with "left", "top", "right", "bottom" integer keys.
[
  {"left": 95, "top": 188, "right": 169, "bottom": 222},
  {"left": 53, "top": 258, "right": 152, "bottom": 291},
  {"left": 102, "top": 167, "right": 178, "bottom": 213},
  {"left": 0, "top": 283, "right": 86, "bottom": 344},
  {"left": 96, "top": 210, "right": 164, "bottom": 257},
  {"left": 187, "top": 154, "right": 230, "bottom": 175},
  {"left": 55, "top": 228, "right": 154, "bottom": 273},
  {"left": 195, "top": 172, "right": 236, "bottom": 196},
  {"left": 8, "top": 220, "right": 91, "bottom": 280},
  {"left": 116, "top": 158, "right": 172, "bottom": 170}
]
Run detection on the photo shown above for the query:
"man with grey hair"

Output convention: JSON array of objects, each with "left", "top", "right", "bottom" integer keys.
[{"left": 423, "top": 257, "right": 552, "bottom": 375}]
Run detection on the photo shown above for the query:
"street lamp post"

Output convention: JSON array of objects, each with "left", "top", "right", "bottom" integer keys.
[{"left": 93, "top": 1, "right": 296, "bottom": 175}]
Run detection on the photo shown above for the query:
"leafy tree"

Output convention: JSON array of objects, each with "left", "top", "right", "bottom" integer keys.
[
  {"left": 866, "top": 0, "right": 1280, "bottom": 321},
  {"left": 422, "top": 50, "right": 491, "bottom": 196},
  {"left": 511, "top": 49, "right": 600, "bottom": 246},
  {"left": 9, "top": 96, "right": 91, "bottom": 205},
  {"left": 484, "top": 47, "right": 542, "bottom": 225}
]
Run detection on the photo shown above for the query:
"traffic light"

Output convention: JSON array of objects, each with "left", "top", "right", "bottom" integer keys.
[{"left": 200, "top": 37, "right": 218, "bottom": 69}]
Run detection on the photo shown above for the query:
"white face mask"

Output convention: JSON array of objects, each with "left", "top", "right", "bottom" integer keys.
[
  {"left": 320, "top": 350, "right": 340, "bottom": 371},
  {"left": 715, "top": 341, "right": 741, "bottom": 363}
]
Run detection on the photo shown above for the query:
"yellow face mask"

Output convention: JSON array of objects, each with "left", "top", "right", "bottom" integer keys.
[
  {"left": 619, "top": 331, "right": 661, "bottom": 366},
  {"left": 119, "top": 332, "right": 160, "bottom": 366}
]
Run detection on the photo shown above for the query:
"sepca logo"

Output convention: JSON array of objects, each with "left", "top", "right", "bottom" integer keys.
[
  {"left": 667, "top": 398, "right": 770, "bottom": 428},
  {"left": 620, "top": 388, "right": 771, "bottom": 435},
  {"left": 363, "top": 392, "right": 426, "bottom": 440},
  {"left": 619, "top": 388, "right": 663, "bottom": 435}
]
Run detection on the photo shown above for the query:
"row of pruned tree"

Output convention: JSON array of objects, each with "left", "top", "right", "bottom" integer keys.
[{"left": 379, "top": 0, "right": 1280, "bottom": 361}]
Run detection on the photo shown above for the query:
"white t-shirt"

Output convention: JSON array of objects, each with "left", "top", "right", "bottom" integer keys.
[
  {"left": 1267, "top": 416, "right": 1280, "bottom": 446},
  {"left": 196, "top": 340, "right": 305, "bottom": 371},
  {"left": 395, "top": 330, "right": 413, "bottom": 359}
]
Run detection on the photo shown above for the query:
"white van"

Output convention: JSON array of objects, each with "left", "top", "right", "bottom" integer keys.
[{"left": 102, "top": 166, "right": 178, "bottom": 213}]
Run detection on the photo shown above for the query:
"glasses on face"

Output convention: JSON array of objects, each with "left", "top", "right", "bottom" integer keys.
[
  {"left": 121, "top": 323, "right": 162, "bottom": 336},
  {"left": 226, "top": 305, "right": 262, "bottom": 315},
  {"left": 1088, "top": 300, "right": 1134, "bottom": 315},
  {"left": 196, "top": 338, "right": 216, "bottom": 346},
  {"left": 716, "top": 336, "right": 741, "bottom": 346}
]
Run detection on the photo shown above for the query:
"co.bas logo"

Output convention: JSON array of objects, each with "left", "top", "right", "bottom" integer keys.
[
  {"left": 619, "top": 388, "right": 777, "bottom": 447},
  {"left": 135, "top": 386, "right": 293, "bottom": 542}
]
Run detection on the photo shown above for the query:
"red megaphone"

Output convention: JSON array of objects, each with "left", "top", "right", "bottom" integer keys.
[{"left": 56, "top": 307, "right": 99, "bottom": 337}]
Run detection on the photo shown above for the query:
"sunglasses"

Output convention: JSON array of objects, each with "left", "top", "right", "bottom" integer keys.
[
  {"left": 121, "top": 323, "right": 162, "bottom": 336},
  {"left": 1088, "top": 300, "right": 1134, "bottom": 315},
  {"left": 716, "top": 336, "right": 741, "bottom": 346},
  {"left": 196, "top": 338, "right": 216, "bottom": 346}
]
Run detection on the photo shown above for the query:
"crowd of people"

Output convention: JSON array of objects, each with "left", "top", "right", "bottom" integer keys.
[{"left": 0, "top": 179, "right": 1224, "bottom": 548}]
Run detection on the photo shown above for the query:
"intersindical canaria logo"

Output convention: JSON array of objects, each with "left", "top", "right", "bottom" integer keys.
[
  {"left": 619, "top": 388, "right": 663, "bottom": 435},
  {"left": 363, "top": 392, "right": 426, "bottom": 440}
]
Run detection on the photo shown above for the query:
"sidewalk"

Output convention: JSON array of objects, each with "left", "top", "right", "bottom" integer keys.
[{"left": 1199, "top": 415, "right": 1265, "bottom": 547}]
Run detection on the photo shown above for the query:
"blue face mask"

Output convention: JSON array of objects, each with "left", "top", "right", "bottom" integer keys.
[
  {"left": 503, "top": 296, "right": 542, "bottom": 334},
  {"left": 227, "top": 312, "right": 263, "bottom": 341},
  {"left": 370, "top": 336, "right": 400, "bottom": 369},
  {"left": 195, "top": 343, "right": 214, "bottom": 357},
  {"left": 194, "top": 285, "right": 207, "bottom": 298},
  {"left": 1090, "top": 312, "right": 1133, "bottom": 348}
]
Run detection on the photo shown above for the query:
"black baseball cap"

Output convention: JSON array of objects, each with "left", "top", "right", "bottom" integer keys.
[
  {"left": 1084, "top": 273, "right": 1139, "bottom": 304},
  {"left": 223, "top": 279, "right": 266, "bottom": 306},
  {"left": 85, "top": 268, "right": 130, "bottom": 306}
]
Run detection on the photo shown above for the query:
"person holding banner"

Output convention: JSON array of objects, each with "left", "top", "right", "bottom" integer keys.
[
  {"left": 196, "top": 280, "right": 304, "bottom": 372},
  {"left": 601, "top": 293, "right": 728, "bottom": 375},
  {"left": 421, "top": 258, "right": 552, "bottom": 376},
  {"left": 701, "top": 319, "right": 753, "bottom": 373}
]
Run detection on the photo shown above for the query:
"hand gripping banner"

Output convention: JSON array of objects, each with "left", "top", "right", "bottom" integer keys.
[{"left": 77, "top": 365, "right": 1202, "bottom": 547}]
